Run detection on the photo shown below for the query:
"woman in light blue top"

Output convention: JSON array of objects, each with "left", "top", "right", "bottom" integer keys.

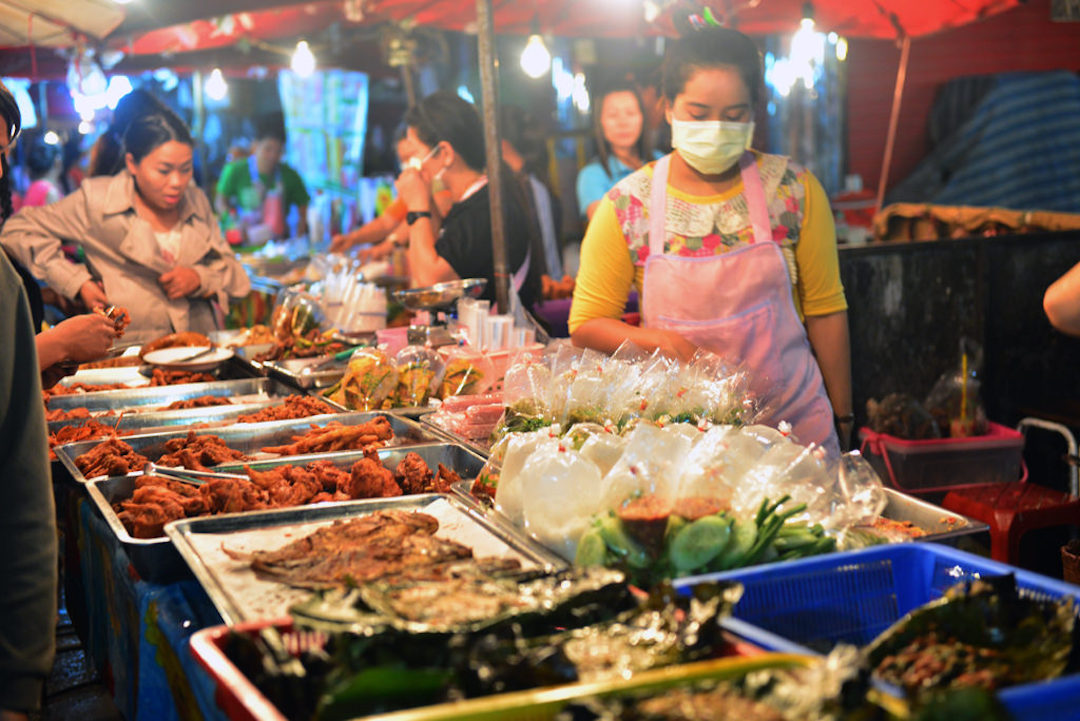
[{"left": 576, "top": 82, "right": 654, "bottom": 221}]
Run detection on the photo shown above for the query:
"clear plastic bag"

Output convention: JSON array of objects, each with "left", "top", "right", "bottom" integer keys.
[
  {"left": 393, "top": 345, "right": 444, "bottom": 407},
  {"left": 925, "top": 337, "right": 988, "bottom": 438},
  {"left": 325, "top": 346, "right": 398, "bottom": 410},
  {"left": 437, "top": 347, "right": 494, "bottom": 399}
]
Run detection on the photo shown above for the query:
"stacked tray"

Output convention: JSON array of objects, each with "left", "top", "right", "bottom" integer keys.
[
  {"left": 164, "top": 492, "right": 567, "bottom": 623},
  {"left": 55, "top": 412, "right": 435, "bottom": 484},
  {"left": 86, "top": 443, "right": 497, "bottom": 584}
]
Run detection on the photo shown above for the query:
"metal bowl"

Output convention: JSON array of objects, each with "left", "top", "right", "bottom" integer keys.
[{"left": 394, "top": 278, "right": 487, "bottom": 311}]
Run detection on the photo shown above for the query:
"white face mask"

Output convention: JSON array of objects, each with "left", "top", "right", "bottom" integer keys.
[
  {"left": 670, "top": 118, "right": 754, "bottom": 175},
  {"left": 407, "top": 144, "right": 447, "bottom": 191}
]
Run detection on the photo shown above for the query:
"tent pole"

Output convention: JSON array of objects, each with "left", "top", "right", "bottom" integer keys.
[
  {"left": 476, "top": 0, "right": 510, "bottom": 313},
  {"left": 875, "top": 34, "right": 910, "bottom": 214},
  {"left": 400, "top": 64, "right": 417, "bottom": 106}
]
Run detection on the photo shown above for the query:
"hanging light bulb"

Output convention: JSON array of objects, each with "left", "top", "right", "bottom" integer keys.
[
  {"left": 205, "top": 67, "right": 228, "bottom": 101},
  {"left": 78, "top": 120, "right": 93, "bottom": 135},
  {"left": 520, "top": 18, "right": 551, "bottom": 79},
  {"left": 291, "top": 40, "right": 316, "bottom": 78},
  {"left": 836, "top": 37, "right": 848, "bottom": 61},
  {"left": 43, "top": 130, "right": 60, "bottom": 145}
]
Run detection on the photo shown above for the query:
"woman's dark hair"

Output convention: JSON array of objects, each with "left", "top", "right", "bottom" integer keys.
[
  {"left": 403, "top": 91, "right": 485, "bottom": 172},
  {"left": 591, "top": 82, "right": 652, "bottom": 180},
  {"left": 661, "top": 26, "right": 763, "bottom": 105},
  {"left": 123, "top": 109, "right": 193, "bottom": 166},
  {"left": 26, "top": 131, "right": 60, "bottom": 178},
  {"left": 89, "top": 89, "right": 169, "bottom": 176},
  {"left": 0, "top": 81, "right": 21, "bottom": 223},
  {"left": 254, "top": 112, "right": 287, "bottom": 144}
]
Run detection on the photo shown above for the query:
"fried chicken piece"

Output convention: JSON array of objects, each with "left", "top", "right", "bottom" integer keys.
[
  {"left": 45, "top": 407, "right": 99, "bottom": 423},
  {"left": 49, "top": 420, "right": 132, "bottom": 460},
  {"left": 199, "top": 478, "right": 270, "bottom": 514},
  {"left": 434, "top": 463, "right": 461, "bottom": 494},
  {"left": 305, "top": 460, "right": 351, "bottom": 492},
  {"left": 261, "top": 416, "right": 393, "bottom": 456},
  {"left": 150, "top": 369, "right": 217, "bottom": 386},
  {"left": 267, "top": 469, "right": 323, "bottom": 507},
  {"left": 395, "top": 452, "right": 434, "bottom": 495},
  {"left": 131, "top": 475, "right": 207, "bottom": 515},
  {"left": 116, "top": 502, "right": 182, "bottom": 539},
  {"left": 156, "top": 430, "right": 248, "bottom": 470},
  {"left": 161, "top": 395, "right": 232, "bottom": 411},
  {"left": 347, "top": 456, "right": 401, "bottom": 498},
  {"left": 74, "top": 438, "right": 148, "bottom": 478}
]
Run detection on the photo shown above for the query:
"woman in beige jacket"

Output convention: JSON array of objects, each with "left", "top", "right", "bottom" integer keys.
[{"left": 1, "top": 108, "right": 250, "bottom": 338}]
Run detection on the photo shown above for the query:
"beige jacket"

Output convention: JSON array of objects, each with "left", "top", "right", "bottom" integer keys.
[{"left": 1, "top": 171, "right": 251, "bottom": 336}]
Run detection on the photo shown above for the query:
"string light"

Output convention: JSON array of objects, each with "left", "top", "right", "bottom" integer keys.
[
  {"left": 205, "top": 67, "right": 228, "bottom": 101},
  {"left": 291, "top": 40, "right": 316, "bottom": 78},
  {"left": 520, "top": 34, "right": 551, "bottom": 78}
]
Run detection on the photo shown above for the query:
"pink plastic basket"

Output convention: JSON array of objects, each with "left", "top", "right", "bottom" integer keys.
[{"left": 859, "top": 421, "right": 1025, "bottom": 496}]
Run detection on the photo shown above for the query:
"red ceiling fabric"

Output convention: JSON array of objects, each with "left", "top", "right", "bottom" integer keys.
[{"left": 110, "top": 0, "right": 1025, "bottom": 58}]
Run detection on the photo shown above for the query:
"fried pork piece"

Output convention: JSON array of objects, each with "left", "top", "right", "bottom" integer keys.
[
  {"left": 348, "top": 454, "right": 402, "bottom": 498},
  {"left": 49, "top": 421, "right": 131, "bottom": 459},
  {"left": 261, "top": 416, "right": 393, "bottom": 456},
  {"left": 156, "top": 430, "right": 248, "bottom": 471},
  {"left": 161, "top": 395, "right": 232, "bottom": 411},
  {"left": 114, "top": 475, "right": 210, "bottom": 538},
  {"left": 435, "top": 463, "right": 461, "bottom": 492},
  {"left": 395, "top": 452, "right": 433, "bottom": 494},
  {"left": 236, "top": 395, "right": 335, "bottom": 424},
  {"left": 305, "top": 460, "right": 351, "bottom": 493},
  {"left": 74, "top": 438, "right": 149, "bottom": 478},
  {"left": 150, "top": 369, "right": 216, "bottom": 386},
  {"left": 200, "top": 478, "right": 270, "bottom": 514},
  {"left": 43, "top": 382, "right": 128, "bottom": 401},
  {"left": 227, "top": 512, "right": 477, "bottom": 589},
  {"left": 45, "top": 407, "right": 104, "bottom": 423}
]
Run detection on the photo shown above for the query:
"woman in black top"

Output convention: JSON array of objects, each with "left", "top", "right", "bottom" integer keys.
[{"left": 394, "top": 91, "right": 541, "bottom": 309}]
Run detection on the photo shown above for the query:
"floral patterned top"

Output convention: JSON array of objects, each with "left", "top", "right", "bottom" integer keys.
[{"left": 568, "top": 152, "right": 847, "bottom": 334}]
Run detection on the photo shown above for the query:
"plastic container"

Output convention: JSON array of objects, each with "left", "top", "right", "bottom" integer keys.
[
  {"left": 190, "top": 616, "right": 807, "bottom": 721},
  {"left": 675, "top": 543, "right": 1080, "bottom": 720},
  {"left": 859, "top": 421, "right": 1024, "bottom": 495}
]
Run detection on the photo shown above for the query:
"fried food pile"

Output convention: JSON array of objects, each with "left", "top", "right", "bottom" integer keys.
[
  {"left": 161, "top": 395, "right": 232, "bottom": 411},
  {"left": 224, "top": 324, "right": 276, "bottom": 347},
  {"left": 261, "top": 416, "right": 393, "bottom": 456},
  {"left": 43, "top": 382, "right": 130, "bottom": 401},
  {"left": 96, "top": 305, "right": 132, "bottom": 336},
  {"left": 45, "top": 407, "right": 106, "bottom": 423},
  {"left": 78, "top": 356, "right": 143, "bottom": 370},
  {"left": 113, "top": 451, "right": 460, "bottom": 538},
  {"left": 156, "top": 430, "right": 250, "bottom": 471},
  {"left": 236, "top": 395, "right": 335, "bottom": 423},
  {"left": 74, "top": 438, "right": 148, "bottom": 479},
  {"left": 253, "top": 329, "right": 347, "bottom": 362},
  {"left": 149, "top": 368, "right": 217, "bottom": 385},
  {"left": 49, "top": 421, "right": 130, "bottom": 460},
  {"left": 228, "top": 510, "right": 506, "bottom": 589}
]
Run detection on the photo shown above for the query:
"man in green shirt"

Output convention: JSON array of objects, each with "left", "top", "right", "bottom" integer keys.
[{"left": 216, "top": 113, "right": 310, "bottom": 245}]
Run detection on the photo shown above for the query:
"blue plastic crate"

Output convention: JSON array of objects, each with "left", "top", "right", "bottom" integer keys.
[{"left": 675, "top": 543, "right": 1080, "bottom": 720}]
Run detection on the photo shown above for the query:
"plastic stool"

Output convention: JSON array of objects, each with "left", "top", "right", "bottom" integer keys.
[{"left": 942, "top": 418, "right": 1080, "bottom": 564}]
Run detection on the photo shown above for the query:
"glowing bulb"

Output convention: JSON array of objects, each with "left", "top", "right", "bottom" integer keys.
[
  {"left": 112, "top": 0, "right": 134, "bottom": 4},
  {"left": 836, "top": 37, "right": 848, "bottom": 61},
  {"left": 520, "top": 34, "right": 551, "bottom": 79},
  {"left": 205, "top": 67, "right": 228, "bottom": 101},
  {"left": 291, "top": 40, "right": 316, "bottom": 78},
  {"left": 643, "top": 0, "right": 660, "bottom": 23},
  {"left": 43, "top": 130, "right": 60, "bottom": 145},
  {"left": 78, "top": 120, "right": 93, "bottom": 135}
]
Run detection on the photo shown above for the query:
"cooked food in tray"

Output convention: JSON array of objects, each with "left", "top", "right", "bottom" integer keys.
[
  {"left": 223, "top": 324, "right": 276, "bottom": 348},
  {"left": 253, "top": 329, "right": 349, "bottom": 362},
  {"left": 78, "top": 356, "right": 143, "bottom": 370},
  {"left": 235, "top": 395, "right": 335, "bottom": 423},
  {"left": 162, "top": 395, "right": 233, "bottom": 411},
  {"left": 49, "top": 421, "right": 130, "bottom": 460},
  {"left": 75, "top": 438, "right": 149, "bottom": 479},
  {"left": 260, "top": 417, "right": 392, "bottom": 456},
  {"left": 157, "top": 431, "right": 250, "bottom": 470},
  {"left": 138, "top": 331, "right": 212, "bottom": 360},
  {"left": 112, "top": 451, "right": 461, "bottom": 539},
  {"left": 46, "top": 407, "right": 104, "bottom": 423},
  {"left": 148, "top": 368, "right": 217, "bottom": 385},
  {"left": 44, "top": 382, "right": 131, "bottom": 400},
  {"left": 43, "top": 368, "right": 217, "bottom": 402}
]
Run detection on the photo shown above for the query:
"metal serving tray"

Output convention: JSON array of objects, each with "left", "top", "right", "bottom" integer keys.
[
  {"left": 85, "top": 443, "right": 495, "bottom": 585},
  {"left": 56, "top": 412, "right": 434, "bottom": 484},
  {"left": 46, "top": 377, "right": 296, "bottom": 415},
  {"left": 260, "top": 355, "right": 348, "bottom": 390},
  {"left": 165, "top": 493, "right": 567, "bottom": 624}
]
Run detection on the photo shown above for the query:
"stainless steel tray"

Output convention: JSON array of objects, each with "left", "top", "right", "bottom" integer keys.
[
  {"left": 321, "top": 393, "right": 435, "bottom": 419},
  {"left": 46, "top": 377, "right": 296, "bottom": 415},
  {"left": 164, "top": 493, "right": 567, "bottom": 624},
  {"left": 261, "top": 355, "right": 347, "bottom": 390},
  {"left": 418, "top": 412, "right": 494, "bottom": 459},
  {"left": 878, "top": 487, "right": 989, "bottom": 544},
  {"left": 56, "top": 412, "right": 435, "bottom": 483},
  {"left": 85, "top": 443, "right": 495, "bottom": 585}
]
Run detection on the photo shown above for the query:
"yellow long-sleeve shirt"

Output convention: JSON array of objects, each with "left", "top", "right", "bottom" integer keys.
[{"left": 569, "top": 153, "right": 847, "bottom": 335}]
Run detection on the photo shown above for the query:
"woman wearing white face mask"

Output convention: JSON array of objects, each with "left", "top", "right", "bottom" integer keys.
[
  {"left": 394, "top": 91, "right": 542, "bottom": 310},
  {"left": 569, "top": 25, "right": 851, "bottom": 455}
]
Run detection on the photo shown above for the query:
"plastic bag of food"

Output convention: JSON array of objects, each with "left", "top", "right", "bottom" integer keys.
[
  {"left": 925, "top": 338, "right": 988, "bottom": 438},
  {"left": 492, "top": 428, "right": 562, "bottom": 526},
  {"left": 437, "top": 347, "right": 493, "bottom": 399},
  {"left": 498, "top": 353, "right": 555, "bottom": 435},
  {"left": 393, "top": 346, "right": 445, "bottom": 407},
  {"left": 324, "top": 347, "right": 398, "bottom": 410},
  {"left": 271, "top": 288, "right": 328, "bottom": 341},
  {"left": 517, "top": 443, "right": 607, "bottom": 560}
]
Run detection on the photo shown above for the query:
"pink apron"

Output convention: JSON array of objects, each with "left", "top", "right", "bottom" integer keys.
[{"left": 642, "top": 152, "right": 839, "bottom": 456}]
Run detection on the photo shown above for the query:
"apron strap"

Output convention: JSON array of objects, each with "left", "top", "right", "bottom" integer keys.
[
  {"left": 738, "top": 151, "right": 773, "bottom": 245},
  {"left": 648, "top": 155, "right": 671, "bottom": 256}
]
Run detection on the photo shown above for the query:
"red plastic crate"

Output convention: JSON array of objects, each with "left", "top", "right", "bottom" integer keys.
[{"left": 859, "top": 421, "right": 1025, "bottom": 496}]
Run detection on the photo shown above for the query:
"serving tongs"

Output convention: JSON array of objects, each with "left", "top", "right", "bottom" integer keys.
[{"left": 144, "top": 462, "right": 249, "bottom": 486}]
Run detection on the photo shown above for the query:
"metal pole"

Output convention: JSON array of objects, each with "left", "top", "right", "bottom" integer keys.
[
  {"left": 191, "top": 70, "right": 208, "bottom": 191},
  {"left": 875, "top": 34, "right": 910, "bottom": 214},
  {"left": 401, "top": 64, "right": 417, "bottom": 106},
  {"left": 476, "top": 0, "right": 510, "bottom": 314}
]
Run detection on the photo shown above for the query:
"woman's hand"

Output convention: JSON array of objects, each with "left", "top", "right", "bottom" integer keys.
[
  {"left": 329, "top": 232, "right": 355, "bottom": 254},
  {"left": 358, "top": 239, "right": 395, "bottom": 263},
  {"left": 394, "top": 168, "right": 432, "bottom": 212},
  {"left": 648, "top": 328, "right": 699, "bottom": 363},
  {"left": 46, "top": 313, "right": 117, "bottom": 363},
  {"left": 78, "top": 280, "right": 108, "bottom": 310},
  {"left": 158, "top": 267, "right": 201, "bottom": 299}
]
